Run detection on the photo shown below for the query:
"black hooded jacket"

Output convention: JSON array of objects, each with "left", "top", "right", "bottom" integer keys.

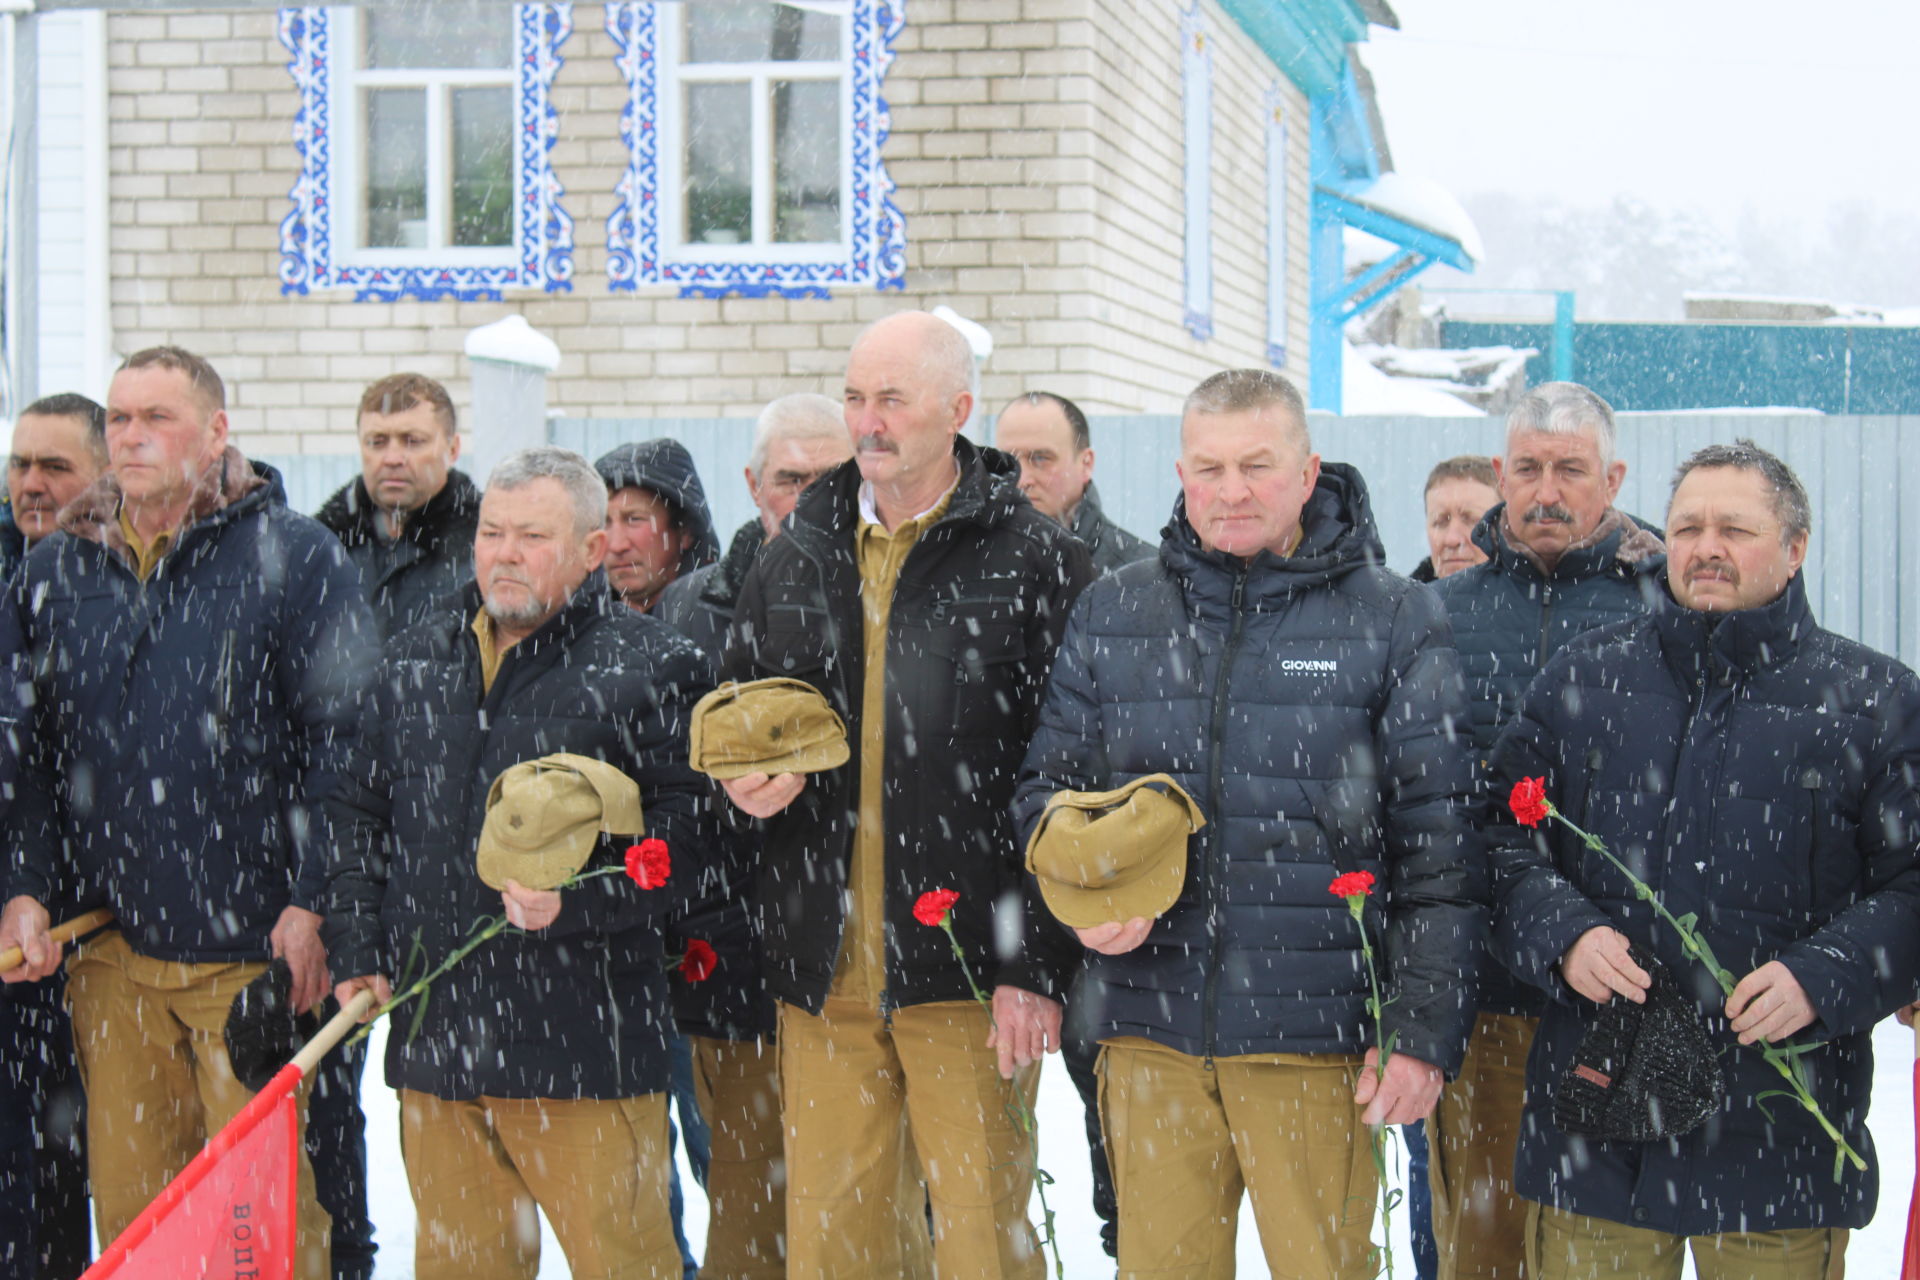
[
  {"left": 657, "top": 518, "right": 762, "bottom": 658},
  {"left": 1067, "top": 482, "right": 1154, "bottom": 577},
  {"left": 594, "top": 438, "right": 720, "bottom": 581},
  {"left": 1013, "top": 465, "right": 1485, "bottom": 1070},
  {"left": 722, "top": 438, "right": 1094, "bottom": 1013},
  {"left": 1488, "top": 574, "right": 1920, "bottom": 1234},
  {"left": 316, "top": 469, "right": 480, "bottom": 643}
]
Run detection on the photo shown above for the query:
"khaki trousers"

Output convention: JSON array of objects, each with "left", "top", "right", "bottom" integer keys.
[
  {"left": 689, "top": 1034, "right": 785, "bottom": 1280},
  {"left": 1526, "top": 1204, "right": 1846, "bottom": 1280},
  {"left": 1429, "top": 1011, "right": 1537, "bottom": 1279},
  {"left": 1099, "top": 1040, "right": 1376, "bottom": 1280},
  {"left": 66, "top": 930, "right": 330, "bottom": 1280},
  {"left": 780, "top": 996, "right": 1043, "bottom": 1279},
  {"left": 399, "top": 1089, "right": 679, "bottom": 1280}
]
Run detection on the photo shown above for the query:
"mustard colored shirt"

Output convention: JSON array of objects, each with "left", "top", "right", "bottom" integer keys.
[
  {"left": 117, "top": 509, "right": 176, "bottom": 582},
  {"left": 472, "top": 609, "right": 506, "bottom": 696},
  {"left": 831, "top": 478, "right": 959, "bottom": 1006}
]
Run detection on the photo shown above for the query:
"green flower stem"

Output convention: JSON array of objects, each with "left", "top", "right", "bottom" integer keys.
[
  {"left": 1346, "top": 895, "right": 1397, "bottom": 1280},
  {"left": 1544, "top": 803, "right": 1866, "bottom": 1177},
  {"left": 938, "top": 917, "right": 1065, "bottom": 1280}
]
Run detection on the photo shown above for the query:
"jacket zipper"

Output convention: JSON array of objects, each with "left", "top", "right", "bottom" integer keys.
[
  {"left": 1201, "top": 566, "right": 1250, "bottom": 1067},
  {"left": 1535, "top": 582, "right": 1556, "bottom": 670}
]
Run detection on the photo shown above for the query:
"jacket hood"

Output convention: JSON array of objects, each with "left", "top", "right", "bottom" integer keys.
[
  {"left": 1159, "top": 460, "right": 1385, "bottom": 600},
  {"left": 317, "top": 468, "right": 480, "bottom": 548},
  {"left": 594, "top": 438, "right": 720, "bottom": 576}
]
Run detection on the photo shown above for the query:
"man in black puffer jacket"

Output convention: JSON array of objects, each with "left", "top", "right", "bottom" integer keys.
[
  {"left": 720, "top": 311, "right": 1092, "bottom": 1277},
  {"left": 316, "top": 372, "right": 479, "bottom": 645},
  {"left": 327, "top": 447, "right": 713, "bottom": 1278},
  {"left": 1015, "top": 369, "right": 1483, "bottom": 1278},
  {"left": 1488, "top": 440, "right": 1920, "bottom": 1276},
  {"left": 1427, "top": 383, "right": 1663, "bottom": 1279}
]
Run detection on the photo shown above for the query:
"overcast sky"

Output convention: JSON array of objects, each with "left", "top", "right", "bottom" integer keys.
[{"left": 1363, "top": 1, "right": 1913, "bottom": 226}]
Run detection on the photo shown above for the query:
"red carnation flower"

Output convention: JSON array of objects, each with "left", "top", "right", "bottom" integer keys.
[
  {"left": 1328, "top": 870, "right": 1376, "bottom": 900},
  {"left": 625, "top": 838, "right": 671, "bottom": 889},
  {"left": 913, "top": 888, "right": 961, "bottom": 928},
  {"left": 679, "top": 939, "right": 717, "bottom": 984},
  {"left": 1509, "top": 777, "right": 1550, "bottom": 828}
]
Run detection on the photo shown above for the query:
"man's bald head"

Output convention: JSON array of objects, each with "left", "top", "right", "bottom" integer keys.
[{"left": 850, "top": 311, "right": 976, "bottom": 404}]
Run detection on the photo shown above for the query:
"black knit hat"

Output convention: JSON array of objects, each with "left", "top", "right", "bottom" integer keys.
[
  {"left": 224, "top": 958, "right": 322, "bottom": 1093},
  {"left": 1553, "top": 942, "right": 1725, "bottom": 1143}
]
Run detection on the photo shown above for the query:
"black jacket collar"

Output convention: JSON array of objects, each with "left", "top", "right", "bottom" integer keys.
[
  {"left": 318, "top": 469, "right": 480, "bottom": 549},
  {"left": 1652, "top": 571, "right": 1814, "bottom": 681}
]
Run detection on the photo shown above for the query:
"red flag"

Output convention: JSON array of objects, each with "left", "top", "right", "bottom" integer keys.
[
  {"left": 82, "top": 1062, "right": 304, "bottom": 1280},
  {"left": 1905, "top": 1022, "right": 1920, "bottom": 1279}
]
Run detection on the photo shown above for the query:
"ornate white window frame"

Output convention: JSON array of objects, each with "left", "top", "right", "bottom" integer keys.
[
  {"left": 1181, "top": 2, "right": 1214, "bottom": 342},
  {"left": 604, "top": 0, "right": 907, "bottom": 299},
  {"left": 277, "top": 5, "right": 576, "bottom": 303}
]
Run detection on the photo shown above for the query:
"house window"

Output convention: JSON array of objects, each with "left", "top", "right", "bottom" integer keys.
[
  {"left": 278, "top": 4, "right": 575, "bottom": 302},
  {"left": 607, "top": 0, "right": 907, "bottom": 299}
]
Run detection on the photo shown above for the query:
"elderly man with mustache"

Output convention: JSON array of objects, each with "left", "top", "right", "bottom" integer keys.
[{"left": 1424, "top": 382, "right": 1665, "bottom": 1279}]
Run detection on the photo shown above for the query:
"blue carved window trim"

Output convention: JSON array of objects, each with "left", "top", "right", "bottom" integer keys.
[
  {"left": 277, "top": 5, "right": 575, "bottom": 303},
  {"left": 1265, "top": 84, "right": 1289, "bottom": 369},
  {"left": 1181, "top": 2, "right": 1213, "bottom": 341},
  {"left": 604, "top": 0, "right": 907, "bottom": 300}
]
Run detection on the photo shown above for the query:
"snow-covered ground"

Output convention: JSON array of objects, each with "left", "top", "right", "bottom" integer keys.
[{"left": 359, "top": 1015, "right": 1918, "bottom": 1277}]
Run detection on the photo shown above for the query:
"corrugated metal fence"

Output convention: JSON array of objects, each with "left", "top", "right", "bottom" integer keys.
[{"left": 261, "top": 412, "right": 1920, "bottom": 670}]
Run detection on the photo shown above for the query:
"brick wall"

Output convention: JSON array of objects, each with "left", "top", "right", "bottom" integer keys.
[{"left": 102, "top": 2, "right": 1313, "bottom": 456}]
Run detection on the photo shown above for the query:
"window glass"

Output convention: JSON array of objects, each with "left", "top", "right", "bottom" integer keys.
[
  {"left": 364, "top": 3, "right": 512, "bottom": 69},
  {"left": 774, "top": 80, "right": 841, "bottom": 243},
  {"left": 365, "top": 88, "right": 427, "bottom": 248},
  {"left": 452, "top": 86, "right": 514, "bottom": 247},
  {"left": 686, "top": 1, "right": 840, "bottom": 63},
  {"left": 685, "top": 82, "right": 753, "bottom": 244}
]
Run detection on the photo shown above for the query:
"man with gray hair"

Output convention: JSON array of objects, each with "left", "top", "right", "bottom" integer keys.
[
  {"left": 326, "top": 445, "right": 714, "bottom": 1278},
  {"left": 720, "top": 310, "right": 1092, "bottom": 1276},
  {"left": 1427, "top": 382, "right": 1663, "bottom": 1278},
  {"left": 1488, "top": 439, "right": 1920, "bottom": 1276}
]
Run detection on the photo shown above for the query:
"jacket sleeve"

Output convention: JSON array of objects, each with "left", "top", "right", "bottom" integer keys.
[
  {"left": 323, "top": 662, "right": 398, "bottom": 984},
  {"left": 0, "top": 578, "right": 53, "bottom": 907},
  {"left": 545, "top": 640, "right": 718, "bottom": 941},
  {"left": 1483, "top": 661, "right": 1614, "bottom": 1004},
  {"left": 277, "top": 525, "right": 380, "bottom": 915},
  {"left": 996, "top": 534, "right": 1097, "bottom": 997},
  {"left": 1012, "top": 593, "right": 1107, "bottom": 845},
  {"left": 1374, "top": 583, "right": 1487, "bottom": 1077},
  {"left": 1776, "top": 670, "right": 1920, "bottom": 1037}
]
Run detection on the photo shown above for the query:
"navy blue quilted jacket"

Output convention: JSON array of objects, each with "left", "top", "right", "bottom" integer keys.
[
  {"left": 1488, "top": 574, "right": 1920, "bottom": 1234},
  {"left": 1014, "top": 464, "right": 1485, "bottom": 1073}
]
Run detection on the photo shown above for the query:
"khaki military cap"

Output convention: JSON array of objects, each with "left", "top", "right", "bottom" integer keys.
[
  {"left": 689, "top": 678, "right": 850, "bottom": 780},
  {"left": 1024, "top": 774, "right": 1206, "bottom": 928},
  {"left": 476, "top": 754, "right": 646, "bottom": 891}
]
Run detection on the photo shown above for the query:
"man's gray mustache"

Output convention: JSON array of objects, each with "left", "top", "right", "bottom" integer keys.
[
  {"left": 1523, "top": 504, "right": 1573, "bottom": 524},
  {"left": 856, "top": 435, "right": 898, "bottom": 455}
]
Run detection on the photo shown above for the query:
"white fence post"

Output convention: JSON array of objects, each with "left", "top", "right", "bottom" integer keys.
[{"left": 463, "top": 315, "right": 561, "bottom": 487}]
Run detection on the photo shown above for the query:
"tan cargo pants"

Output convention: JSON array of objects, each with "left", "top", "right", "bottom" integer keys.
[
  {"left": 66, "top": 929, "right": 331, "bottom": 1280},
  {"left": 399, "top": 1089, "right": 679, "bottom": 1280},
  {"left": 1527, "top": 1204, "right": 1845, "bottom": 1280},
  {"left": 689, "top": 1033, "right": 785, "bottom": 1280},
  {"left": 1099, "top": 1039, "right": 1378, "bottom": 1279},
  {"left": 1428, "top": 1011, "right": 1537, "bottom": 1279}
]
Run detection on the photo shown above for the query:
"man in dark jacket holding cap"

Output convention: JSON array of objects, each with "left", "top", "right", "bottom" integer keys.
[
  {"left": 1487, "top": 440, "right": 1920, "bottom": 1277},
  {"left": 595, "top": 437, "right": 719, "bottom": 615},
  {"left": 327, "top": 445, "right": 713, "bottom": 1278},
  {"left": 1014, "top": 368, "right": 1483, "bottom": 1277},
  {"left": 721, "top": 310, "right": 1092, "bottom": 1277}
]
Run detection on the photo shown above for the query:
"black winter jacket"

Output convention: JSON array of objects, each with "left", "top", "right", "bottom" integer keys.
[
  {"left": 1014, "top": 465, "right": 1485, "bottom": 1071},
  {"left": 657, "top": 519, "right": 761, "bottom": 658},
  {"left": 7, "top": 455, "right": 373, "bottom": 962},
  {"left": 1432, "top": 504, "right": 1662, "bottom": 1018},
  {"left": 1488, "top": 574, "right": 1920, "bottom": 1234},
  {"left": 326, "top": 578, "right": 715, "bottom": 1100},
  {"left": 316, "top": 469, "right": 480, "bottom": 643},
  {"left": 722, "top": 438, "right": 1094, "bottom": 1013},
  {"left": 1068, "top": 482, "right": 1154, "bottom": 577},
  {"left": 1433, "top": 504, "right": 1663, "bottom": 756}
]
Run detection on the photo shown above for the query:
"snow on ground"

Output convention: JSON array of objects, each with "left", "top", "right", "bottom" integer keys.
[{"left": 360, "top": 1014, "right": 1918, "bottom": 1276}]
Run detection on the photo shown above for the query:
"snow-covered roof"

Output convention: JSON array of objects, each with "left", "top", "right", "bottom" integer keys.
[
  {"left": 1344, "top": 172, "right": 1485, "bottom": 265},
  {"left": 1339, "top": 342, "right": 1480, "bottom": 415}
]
